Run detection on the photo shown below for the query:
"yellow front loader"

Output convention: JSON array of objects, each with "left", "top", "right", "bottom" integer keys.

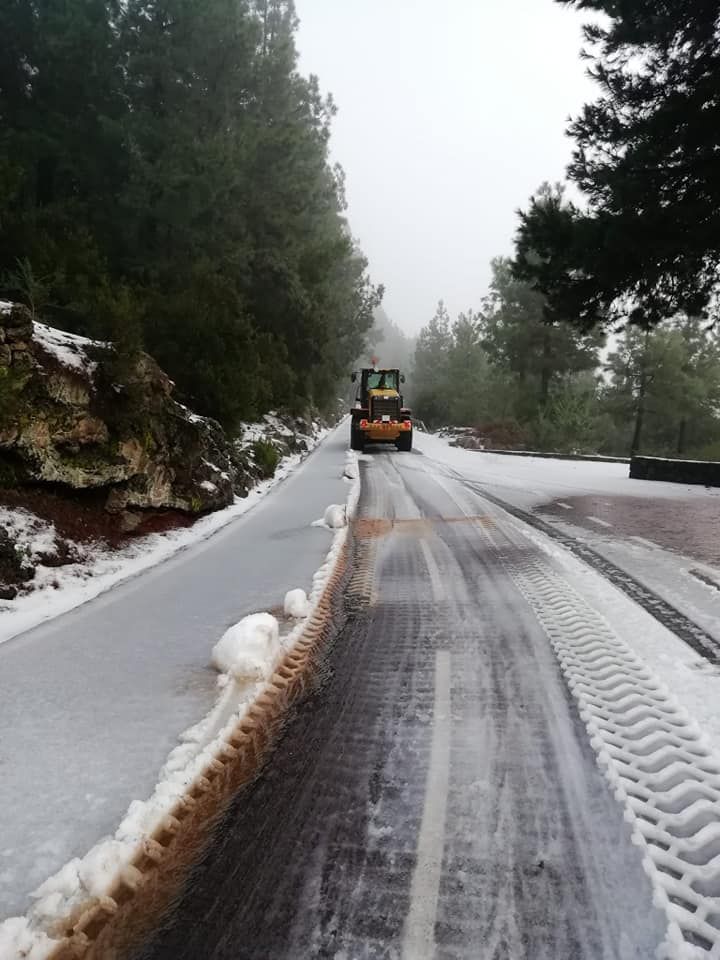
[{"left": 350, "top": 368, "right": 413, "bottom": 452}]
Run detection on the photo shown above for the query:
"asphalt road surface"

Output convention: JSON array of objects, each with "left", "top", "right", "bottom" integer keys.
[{"left": 135, "top": 447, "right": 668, "bottom": 960}]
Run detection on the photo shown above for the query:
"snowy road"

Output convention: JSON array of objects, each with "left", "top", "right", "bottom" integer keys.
[
  {"left": 0, "top": 426, "right": 349, "bottom": 920},
  {"left": 415, "top": 435, "right": 720, "bottom": 649},
  {"left": 133, "top": 447, "right": 700, "bottom": 960}
]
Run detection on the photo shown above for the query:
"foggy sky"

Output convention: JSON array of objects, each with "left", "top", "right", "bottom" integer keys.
[{"left": 295, "top": 0, "right": 597, "bottom": 335}]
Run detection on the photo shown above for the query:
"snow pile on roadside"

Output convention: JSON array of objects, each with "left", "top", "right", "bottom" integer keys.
[
  {"left": 0, "top": 917, "right": 54, "bottom": 960},
  {"left": 312, "top": 503, "right": 347, "bottom": 530},
  {"left": 0, "top": 449, "right": 360, "bottom": 958},
  {"left": 211, "top": 613, "right": 280, "bottom": 681},
  {"left": 312, "top": 452, "right": 357, "bottom": 529},
  {"left": 343, "top": 450, "right": 359, "bottom": 481},
  {"left": 0, "top": 420, "right": 333, "bottom": 647},
  {"left": 32, "top": 322, "right": 107, "bottom": 375},
  {"left": 284, "top": 588, "right": 311, "bottom": 619}
]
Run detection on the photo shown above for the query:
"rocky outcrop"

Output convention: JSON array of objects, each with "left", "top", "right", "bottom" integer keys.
[{"left": 0, "top": 302, "right": 235, "bottom": 521}]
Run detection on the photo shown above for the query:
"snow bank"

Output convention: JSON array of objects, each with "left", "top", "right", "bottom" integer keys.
[
  {"left": 0, "top": 918, "right": 54, "bottom": 960},
  {"left": 284, "top": 588, "right": 311, "bottom": 619},
  {"left": 211, "top": 613, "right": 280, "bottom": 681},
  {"left": 0, "top": 448, "right": 361, "bottom": 958},
  {"left": 343, "top": 451, "right": 359, "bottom": 481}
]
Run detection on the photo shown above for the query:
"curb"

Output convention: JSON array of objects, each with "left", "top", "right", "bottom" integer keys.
[{"left": 449, "top": 446, "right": 631, "bottom": 465}]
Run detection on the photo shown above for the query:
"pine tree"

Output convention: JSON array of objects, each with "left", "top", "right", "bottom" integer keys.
[
  {"left": 0, "top": 0, "right": 380, "bottom": 426},
  {"left": 483, "top": 256, "right": 603, "bottom": 416},
  {"left": 0, "top": 0, "right": 126, "bottom": 318},
  {"left": 603, "top": 319, "right": 720, "bottom": 457},
  {"left": 412, "top": 301, "right": 453, "bottom": 426},
  {"left": 516, "top": 3, "right": 720, "bottom": 330}
]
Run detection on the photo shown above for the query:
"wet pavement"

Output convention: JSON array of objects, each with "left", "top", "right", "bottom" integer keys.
[
  {"left": 539, "top": 494, "right": 720, "bottom": 568},
  {"left": 134, "top": 450, "right": 666, "bottom": 960}
]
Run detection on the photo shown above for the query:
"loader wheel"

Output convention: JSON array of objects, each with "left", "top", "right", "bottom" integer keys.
[
  {"left": 350, "top": 423, "right": 364, "bottom": 452},
  {"left": 396, "top": 429, "right": 413, "bottom": 452}
]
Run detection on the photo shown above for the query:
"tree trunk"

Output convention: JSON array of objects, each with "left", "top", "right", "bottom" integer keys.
[
  {"left": 677, "top": 418, "right": 687, "bottom": 456},
  {"left": 630, "top": 396, "right": 645, "bottom": 457},
  {"left": 540, "top": 329, "right": 551, "bottom": 406},
  {"left": 630, "top": 330, "right": 650, "bottom": 457}
]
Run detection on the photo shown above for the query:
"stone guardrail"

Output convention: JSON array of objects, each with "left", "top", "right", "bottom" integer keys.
[{"left": 630, "top": 455, "right": 720, "bottom": 487}]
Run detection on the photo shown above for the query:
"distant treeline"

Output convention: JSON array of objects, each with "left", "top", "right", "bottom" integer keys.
[
  {"left": 0, "top": 0, "right": 381, "bottom": 427},
  {"left": 413, "top": 256, "right": 720, "bottom": 460},
  {"left": 416, "top": 0, "right": 720, "bottom": 460}
]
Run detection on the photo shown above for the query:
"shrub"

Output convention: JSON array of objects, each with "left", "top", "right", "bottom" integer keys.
[{"left": 252, "top": 439, "right": 279, "bottom": 478}]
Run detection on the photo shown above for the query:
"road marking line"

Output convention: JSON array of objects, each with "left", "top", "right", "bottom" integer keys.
[
  {"left": 586, "top": 515, "right": 612, "bottom": 528},
  {"left": 402, "top": 650, "right": 451, "bottom": 960},
  {"left": 419, "top": 539, "right": 446, "bottom": 603},
  {"left": 631, "top": 535, "right": 657, "bottom": 550},
  {"left": 689, "top": 568, "right": 720, "bottom": 592}
]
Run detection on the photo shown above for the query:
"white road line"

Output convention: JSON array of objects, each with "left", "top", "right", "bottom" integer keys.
[
  {"left": 420, "top": 539, "right": 446, "bottom": 603},
  {"left": 556, "top": 501, "right": 573, "bottom": 511},
  {"left": 586, "top": 515, "right": 613, "bottom": 529},
  {"left": 631, "top": 535, "right": 657, "bottom": 550},
  {"left": 401, "top": 650, "right": 451, "bottom": 960}
]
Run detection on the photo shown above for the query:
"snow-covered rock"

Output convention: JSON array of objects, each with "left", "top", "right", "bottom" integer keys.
[
  {"left": 0, "top": 302, "right": 234, "bottom": 515},
  {"left": 211, "top": 613, "right": 280, "bottom": 681},
  {"left": 32, "top": 322, "right": 106, "bottom": 375},
  {"left": 284, "top": 588, "right": 311, "bottom": 619}
]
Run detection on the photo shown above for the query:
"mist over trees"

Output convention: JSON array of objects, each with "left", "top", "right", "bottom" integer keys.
[
  {"left": 411, "top": 260, "right": 720, "bottom": 459},
  {"left": 411, "top": 3, "right": 720, "bottom": 460},
  {"left": 363, "top": 307, "right": 415, "bottom": 374},
  {"left": 0, "top": 0, "right": 381, "bottom": 427}
]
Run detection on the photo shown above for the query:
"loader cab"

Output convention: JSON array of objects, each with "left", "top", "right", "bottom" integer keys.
[{"left": 352, "top": 368, "right": 406, "bottom": 407}]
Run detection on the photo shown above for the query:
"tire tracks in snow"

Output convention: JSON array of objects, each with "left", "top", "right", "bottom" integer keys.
[
  {"left": 464, "top": 489, "right": 720, "bottom": 957},
  {"left": 448, "top": 468, "right": 720, "bottom": 665}
]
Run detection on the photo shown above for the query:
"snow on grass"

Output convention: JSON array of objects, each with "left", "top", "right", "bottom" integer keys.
[
  {"left": 0, "top": 507, "right": 59, "bottom": 563},
  {"left": 0, "top": 449, "right": 361, "bottom": 958},
  {"left": 32, "top": 322, "right": 107, "bottom": 375},
  {"left": 0, "top": 424, "right": 332, "bottom": 647}
]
